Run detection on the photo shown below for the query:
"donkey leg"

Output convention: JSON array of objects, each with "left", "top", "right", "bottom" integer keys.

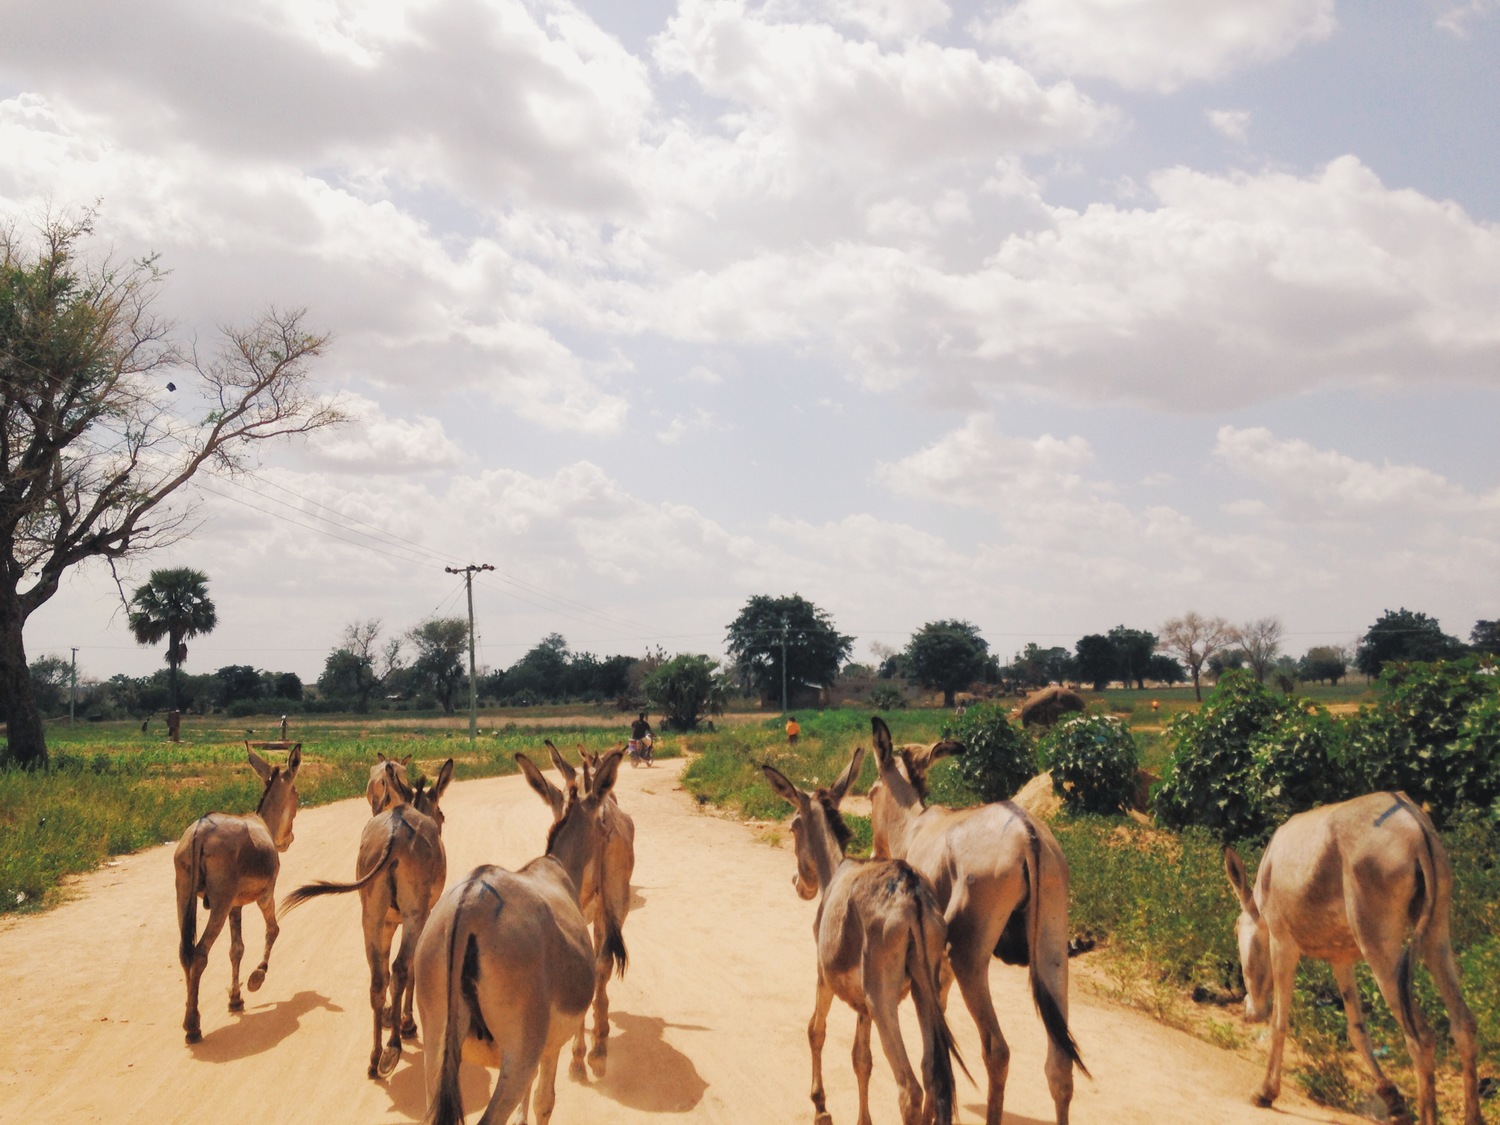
[
  {"left": 1254, "top": 935, "right": 1299, "bottom": 1108},
  {"left": 808, "top": 976, "right": 837, "bottom": 1125},
  {"left": 950, "top": 947, "right": 1009, "bottom": 1125},
  {"left": 365, "top": 921, "right": 392, "bottom": 1078},
  {"left": 380, "top": 911, "right": 427, "bottom": 1077},
  {"left": 227, "top": 906, "right": 246, "bottom": 1011},
  {"left": 586, "top": 939, "right": 612, "bottom": 1076},
  {"left": 247, "top": 888, "right": 279, "bottom": 993},
  {"left": 1362, "top": 939, "right": 1433, "bottom": 1125},
  {"left": 852, "top": 1012, "right": 876, "bottom": 1125},
  {"left": 184, "top": 901, "right": 230, "bottom": 1043},
  {"left": 1418, "top": 928, "right": 1482, "bottom": 1125},
  {"left": 1035, "top": 879, "right": 1077, "bottom": 1125},
  {"left": 1332, "top": 960, "right": 1401, "bottom": 1113}
]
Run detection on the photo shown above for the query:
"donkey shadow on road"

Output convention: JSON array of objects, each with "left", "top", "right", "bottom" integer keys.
[{"left": 190, "top": 990, "right": 342, "bottom": 1064}]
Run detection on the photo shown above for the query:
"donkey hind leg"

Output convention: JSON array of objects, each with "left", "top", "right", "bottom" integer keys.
[
  {"left": 1418, "top": 929, "right": 1482, "bottom": 1125},
  {"left": 586, "top": 927, "right": 613, "bottom": 1076},
  {"left": 184, "top": 899, "right": 231, "bottom": 1043},
  {"left": 851, "top": 1012, "right": 876, "bottom": 1125},
  {"left": 865, "top": 939, "right": 922, "bottom": 1125},
  {"left": 1034, "top": 880, "right": 1077, "bottom": 1125},
  {"left": 808, "top": 976, "right": 837, "bottom": 1125},
  {"left": 380, "top": 907, "right": 428, "bottom": 1077},
  {"left": 1332, "top": 960, "right": 1402, "bottom": 1115},
  {"left": 950, "top": 941, "right": 1010, "bottom": 1125},
  {"left": 227, "top": 907, "right": 247, "bottom": 1011},
  {"left": 246, "top": 887, "right": 280, "bottom": 993},
  {"left": 1363, "top": 946, "right": 1435, "bottom": 1125},
  {"left": 1254, "top": 934, "right": 1299, "bottom": 1109}
]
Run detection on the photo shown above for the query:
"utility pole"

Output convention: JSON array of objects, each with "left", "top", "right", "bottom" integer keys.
[
  {"left": 780, "top": 615, "right": 789, "bottom": 714},
  {"left": 69, "top": 647, "right": 78, "bottom": 724},
  {"left": 445, "top": 564, "right": 494, "bottom": 746}
]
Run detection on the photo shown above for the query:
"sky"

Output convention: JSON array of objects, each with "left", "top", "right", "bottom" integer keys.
[{"left": 3, "top": 0, "right": 1498, "bottom": 686}]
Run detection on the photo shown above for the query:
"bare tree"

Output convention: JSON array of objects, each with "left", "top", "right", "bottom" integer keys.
[
  {"left": 1234, "top": 617, "right": 1285, "bottom": 684},
  {"left": 0, "top": 212, "right": 343, "bottom": 765},
  {"left": 1160, "top": 611, "right": 1235, "bottom": 702}
]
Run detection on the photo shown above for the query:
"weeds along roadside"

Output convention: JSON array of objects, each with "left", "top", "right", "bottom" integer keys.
[
  {"left": 0, "top": 716, "right": 663, "bottom": 915},
  {"left": 681, "top": 706, "right": 1500, "bottom": 1121}
]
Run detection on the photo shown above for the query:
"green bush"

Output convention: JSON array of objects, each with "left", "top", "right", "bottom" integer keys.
[
  {"left": 1250, "top": 703, "right": 1350, "bottom": 824},
  {"left": 867, "top": 684, "right": 907, "bottom": 711},
  {"left": 944, "top": 703, "right": 1035, "bottom": 802},
  {"left": 1154, "top": 671, "right": 1288, "bottom": 840},
  {"left": 1039, "top": 714, "right": 1139, "bottom": 814},
  {"left": 1344, "top": 658, "right": 1500, "bottom": 826}
]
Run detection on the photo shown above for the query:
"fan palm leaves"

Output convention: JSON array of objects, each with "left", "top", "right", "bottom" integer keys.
[{"left": 129, "top": 567, "right": 217, "bottom": 713}]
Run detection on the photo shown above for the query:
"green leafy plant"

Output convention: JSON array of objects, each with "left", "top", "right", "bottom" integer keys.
[
  {"left": 1039, "top": 713, "right": 1140, "bottom": 814},
  {"left": 867, "top": 684, "right": 907, "bottom": 711},
  {"left": 945, "top": 703, "right": 1035, "bottom": 802}
]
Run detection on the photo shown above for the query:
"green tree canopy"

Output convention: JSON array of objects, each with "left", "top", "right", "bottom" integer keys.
[
  {"left": 725, "top": 594, "right": 852, "bottom": 708},
  {"left": 409, "top": 617, "right": 469, "bottom": 713},
  {"left": 1073, "top": 633, "right": 1117, "bottom": 691},
  {"left": 1354, "top": 608, "right": 1465, "bottom": 677},
  {"left": 1299, "top": 645, "right": 1348, "bottom": 685},
  {"left": 128, "top": 567, "right": 217, "bottom": 713},
  {"left": 0, "top": 213, "right": 340, "bottom": 766},
  {"left": 906, "top": 619, "right": 990, "bottom": 707},
  {"left": 644, "top": 653, "right": 730, "bottom": 731},
  {"left": 1108, "top": 626, "right": 1157, "bottom": 690}
]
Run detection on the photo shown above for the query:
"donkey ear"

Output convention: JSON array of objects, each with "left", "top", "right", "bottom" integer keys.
[
  {"left": 1224, "top": 847, "right": 1257, "bottom": 915},
  {"left": 928, "top": 739, "right": 964, "bottom": 764},
  {"left": 589, "top": 748, "right": 624, "bottom": 800},
  {"left": 761, "top": 764, "right": 805, "bottom": 809},
  {"left": 545, "top": 740, "right": 577, "bottom": 785},
  {"left": 830, "top": 746, "right": 865, "bottom": 806},
  {"left": 516, "top": 753, "right": 564, "bottom": 818},
  {"left": 430, "top": 758, "right": 455, "bottom": 802},
  {"left": 870, "top": 716, "right": 896, "bottom": 769},
  {"left": 285, "top": 744, "right": 301, "bottom": 777},
  {"left": 385, "top": 759, "right": 413, "bottom": 804},
  {"left": 247, "top": 747, "right": 273, "bottom": 782}
]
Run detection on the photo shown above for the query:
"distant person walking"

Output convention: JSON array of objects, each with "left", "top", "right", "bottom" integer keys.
[{"left": 785, "top": 716, "right": 800, "bottom": 745}]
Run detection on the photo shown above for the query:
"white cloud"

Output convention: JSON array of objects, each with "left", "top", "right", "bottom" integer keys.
[
  {"left": 298, "top": 394, "right": 467, "bottom": 474},
  {"left": 1207, "top": 108, "right": 1251, "bottom": 144},
  {"left": 980, "top": 0, "right": 1336, "bottom": 92}
]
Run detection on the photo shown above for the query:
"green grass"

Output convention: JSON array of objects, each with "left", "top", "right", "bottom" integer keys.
[{"left": 0, "top": 711, "right": 678, "bottom": 915}]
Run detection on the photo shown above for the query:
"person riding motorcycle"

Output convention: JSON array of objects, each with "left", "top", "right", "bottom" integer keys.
[{"left": 628, "top": 712, "right": 655, "bottom": 765}]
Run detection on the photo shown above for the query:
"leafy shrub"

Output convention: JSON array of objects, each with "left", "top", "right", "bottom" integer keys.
[
  {"left": 1154, "top": 672, "right": 1288, "bottom": 840},
  {"left": 1250, "top": 704, "right": 1350, "bottom": 824},
  {"left": 944, "top": 703, "right": 1035, "bottom": 802},
  {"left": 1344, "top": 658, "right": 1500, "bottom": 826},
  {"left": 1039, "top": 714, "right": 1139, "bottom": 814},
  {"left": 867, "top": 684, "right": 907, "bottom": 711}
]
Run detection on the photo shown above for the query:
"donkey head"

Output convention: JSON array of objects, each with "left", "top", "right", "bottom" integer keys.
[
  {"left": 412, "top": 758, "right": 455, "bottom": 831},
  {"left": 249, "top": 744, "right": 301, "bottom": 852},
  {"left": 761, "top": 746, "right": 864, "bottom": 901},
  {"left": 1224, "top": 847, "right": 1271, "bottom": 1021}
]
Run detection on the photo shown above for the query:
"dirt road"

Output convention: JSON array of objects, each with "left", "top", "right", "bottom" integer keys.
[{"left": 0, "top": 757, "right": 1364, "bottom": 1124}]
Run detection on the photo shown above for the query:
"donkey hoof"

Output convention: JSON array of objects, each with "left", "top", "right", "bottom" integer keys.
[
  {"left": 228, "top": 996, "right": 244, "bottom": 1012},
  {"left": 378, "top": 1045, "right": 402, "bottom": 1078},
  {"left": 570, "top": 1056, "right": 588, "bottom": 1082},
  {"left": 246, "top": 968, "right": 266, "bottom": 992},
  {"left": 1251, "top": 1092, "right": 1274, "bottom": 1109},
  {"left": 589, "top": 1053, "right": 607, "bottom": 1078},
  {"left": 814, "top": 1113, "right": 834, "bottom": 1125},
  {"left": 185, "top": 1028, "right": 202, "bottom": 1045},
  {"left": 400, "top": 1018, "right": 418, "bottom": 1039}
]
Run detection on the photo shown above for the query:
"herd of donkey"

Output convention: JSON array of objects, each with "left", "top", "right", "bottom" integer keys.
[{"left": 171, "top": 716, "right": 1483, "bottom": 1125}]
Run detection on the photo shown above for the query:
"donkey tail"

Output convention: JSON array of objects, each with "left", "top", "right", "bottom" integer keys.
[
  {"left": 1395, "top": 793, "right": 1442, "bottom": 1036},
  {"left": 906, "top": 869, "right": 967, "bottom": 1125},
  {"left": 178, "top": 818, "right": 206, "bottom": 969},
  {"left": 280, "top": 820, "right": 401, "bottom": 917},
  {"left": 1010, "top": 802, "right": 1089, "bottom": 1078},
  {"left": 421, "top": 884, "right": 485, "bottom": 1125}
]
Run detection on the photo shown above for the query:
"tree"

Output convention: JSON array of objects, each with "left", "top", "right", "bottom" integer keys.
[
  {"left": 268, "top": 671, "right": 303, "bottom": 701},
  {"left": 1006, "top": 643, "right": 1072, "bottom": 691},
  {"left": 128, "top": 567, "right": 217, "bottom": 715},
  {"left": 644, "top": 653, "right": 730, "bottom": 731},
  {"left": 212, "top": 664, "right": 263, "bottom": 708},
  {"left": 1470, "top": 620, "right": 1500, "bottom": 658},
  {"left": 1146, "top": 653, "right": 1186, "bottom": 685},
  {"left": 905, "top": 620, "right": 990, "bottom": 707},
  {"left": 23, "top": 654, "right": 73, "bottom": 717},
  {"left": 1354, "top": 608, "right": 1465, "bottom": 678},
  {"left": 1073, "top": 633, "right": 1118, "bottom": 691},
  {"left": 0, "top": 213, "right": 341, "bottom": 766},
  {"left": 725, "top": 594, "right": 852, "bottom": 708},
  {"left": 1234, "top": 617, "right": 1284, "bottom": 683},
  {"left": 505, "top": 633, "right": 571, "bottom": 701},
  {"left": 409, "top": 618, "right": 469, "bottom": 713},
  {"left": 1299, "top": 645, "right": 1348, "bottom": 686},
  {"left": 1108, "top": 626, "right": 1156, "bottom": 689},
  {"left": 321, "top": 619, "right": 401, "bottom": 712},
  {"left": 1159, "top": 611, "right": 1235, "bottom": 702}
]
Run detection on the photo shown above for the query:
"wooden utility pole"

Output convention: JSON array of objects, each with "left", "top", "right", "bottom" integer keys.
[{"left": 445, "top": 564, "right": 493, "bottom": 745}]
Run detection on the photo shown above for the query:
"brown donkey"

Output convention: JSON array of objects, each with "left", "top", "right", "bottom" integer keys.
[
  {"left": 366, "top": 753, "right": 412, "bottom": 814},
  {"left": 282, "top": 757, "right": 455, "bottom": 1078},
  {"left": 866, "top": 716, "right": 1085, "bottom": 1125},
  {"left": 532, "top": 739, "right": 634, "bottom": 1078},
  {"left": 763, "top": 749, "right": 963, "bottom": 1125},
  {"left": 413, "top": 748, "right": 625, "bottom": 1125},
  {"left": 1226, "top": 792, "right": 1480, "bottom": 1125},
  {"left": 174, "top": 744, "right": 302, "bottom": 1044}
]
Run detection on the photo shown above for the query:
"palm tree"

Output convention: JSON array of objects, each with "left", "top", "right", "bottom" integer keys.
[{"left": 129, "top": 567, "right": 218, "bottom": 715}]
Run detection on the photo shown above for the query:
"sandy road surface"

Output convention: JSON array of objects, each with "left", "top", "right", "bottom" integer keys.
[{"left": 0, "top": 757, "right": 1364, "bottom": 1124}]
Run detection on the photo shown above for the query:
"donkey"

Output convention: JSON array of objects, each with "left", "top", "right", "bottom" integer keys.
[
  {"left": 532, "top": 739, "right": 634, "bottom": 1078},
  {"left": 282, "top": 758, "right": 455, "bottom": 1078},
  {"left": 1225, "top": 792, "right": 1481, "bottom": 1125},
  {"left": 413, "top": 748, "right": 625, "bottom": 1125},
  {"left": 866, "top": 716, "right": 1085, "bottom": 1125},
  {"left": 367, "top": 753, "right": 412, "bottom": 814},
  {"left": 763, "top": 749, "right": 963, "bottom": 1125},
  {"left": 173, "top": 744, "right": 302, "bottom": 1044}
]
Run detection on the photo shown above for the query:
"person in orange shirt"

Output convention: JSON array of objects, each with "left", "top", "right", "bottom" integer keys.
[{"left": 785, "top": 716, "right": 800, "bottom": 744}]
